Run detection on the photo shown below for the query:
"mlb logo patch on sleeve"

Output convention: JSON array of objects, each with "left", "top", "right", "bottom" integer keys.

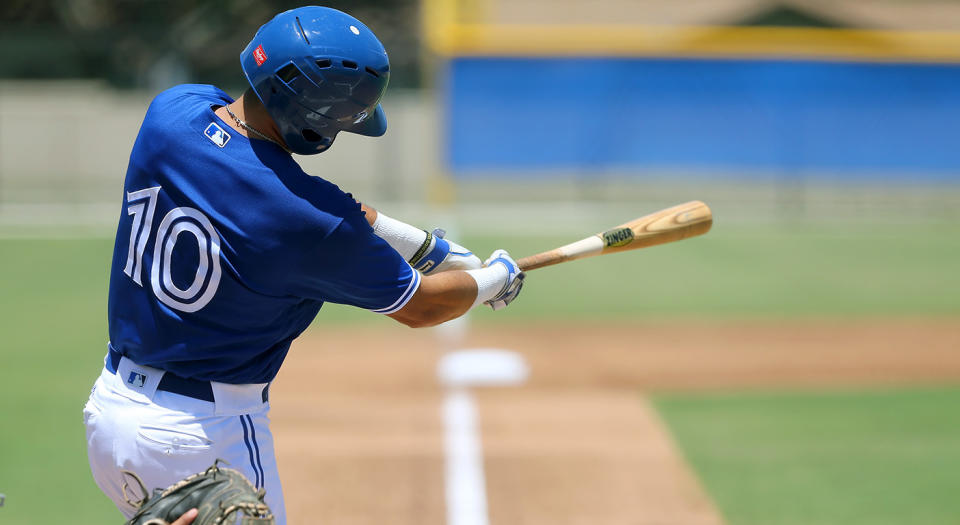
[{"left": 204, "top": 122, "right": 231, "bottom": 148}]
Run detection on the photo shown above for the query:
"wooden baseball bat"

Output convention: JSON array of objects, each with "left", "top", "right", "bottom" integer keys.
[{"left": 516, "top": 200, "right": 713, "bottom": 271}]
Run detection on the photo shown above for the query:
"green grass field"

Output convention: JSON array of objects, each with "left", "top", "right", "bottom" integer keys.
[
  {"left": 1, "top": 239, "right": 118, "bottom": 524},
  {"left": 654, "top": 387, "right": 960, "bottom": 525},
  {"left": 0, "top": 221, "right": 957, "bottom": 523}
]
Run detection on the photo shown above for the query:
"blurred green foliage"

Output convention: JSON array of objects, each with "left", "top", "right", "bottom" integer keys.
[
  {"left": 655, "top": 386, "right": 960, "bottom": 525},
  {"left": 0, "top": 0, "right": 421, "bottom": 89}
]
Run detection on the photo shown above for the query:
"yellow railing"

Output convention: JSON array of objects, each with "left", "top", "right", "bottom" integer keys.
[{"left": 422, "top": 0, "right": 960, "bottom": 62}]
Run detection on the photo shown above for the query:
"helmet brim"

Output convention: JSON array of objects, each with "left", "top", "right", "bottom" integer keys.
[{"left": 346, "top": 104, "right": 387, "bottom": 137}]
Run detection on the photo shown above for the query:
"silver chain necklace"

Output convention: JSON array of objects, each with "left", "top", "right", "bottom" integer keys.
[{"left": 223, "top": 105, "right": 292, "bottom": 154}]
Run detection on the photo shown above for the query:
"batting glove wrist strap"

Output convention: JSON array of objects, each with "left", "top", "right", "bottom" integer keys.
[
  {"left": 411, "top": 229, "right": 453, "bottom": 274},
  {"left": 373, "top": 213, "right": 482, "bottom": 274}
]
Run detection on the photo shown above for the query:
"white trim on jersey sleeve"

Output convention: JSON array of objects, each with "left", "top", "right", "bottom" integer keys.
[{"left": 370, "top": 266, "right": 421, "bottom": 315}]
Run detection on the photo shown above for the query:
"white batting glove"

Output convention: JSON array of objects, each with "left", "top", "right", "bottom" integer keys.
[
  {"left": 474, "top": 249, "right": 525, "bottom": 311},
  {"left": 410, "top": 229, "right": 483, "bottom": 275}
]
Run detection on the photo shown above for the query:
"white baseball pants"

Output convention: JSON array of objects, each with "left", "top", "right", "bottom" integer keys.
[{"left": 83, "top": 354, "right": 286, "bottom": 524}]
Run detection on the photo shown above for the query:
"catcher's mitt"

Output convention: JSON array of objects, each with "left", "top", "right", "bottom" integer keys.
[{"left": 122, "top": 460, "right": 274, "bottom": 525}]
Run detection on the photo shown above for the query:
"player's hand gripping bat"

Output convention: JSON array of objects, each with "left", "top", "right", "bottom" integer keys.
[{"left": 516, "top": 201, "right": 713, "bottom": 271}]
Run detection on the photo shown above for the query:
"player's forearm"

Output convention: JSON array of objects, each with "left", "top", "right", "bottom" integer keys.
[
  {"left": 388, "top": 258, "right": 518, "bottom": 327},
  {"left": 388, "top": 271, "right": 477, "bottom": 327}
]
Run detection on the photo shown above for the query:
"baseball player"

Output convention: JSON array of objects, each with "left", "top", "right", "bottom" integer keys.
[{"left": 83, "top": 7, "right": 524, "bottom": 525}]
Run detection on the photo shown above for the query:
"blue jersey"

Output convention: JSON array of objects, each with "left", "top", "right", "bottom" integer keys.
[{"left": 107, "top": 84, "right": 419, "bottom": 384}]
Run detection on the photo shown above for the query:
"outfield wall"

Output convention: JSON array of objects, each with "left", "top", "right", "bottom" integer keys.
[
  {"left": 445, "top": 57, "right": 960, "bottom": 178},
  {"left": 0, "top": 80, "right": 957, "bottom": 237},
  {"left": 425, "top": 11, "right": 960, "bottom": 180}
]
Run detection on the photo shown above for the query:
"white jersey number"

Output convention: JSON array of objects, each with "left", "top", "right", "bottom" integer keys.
[{"left": 123, "top": 186, "right": 223, "bottom": 313}]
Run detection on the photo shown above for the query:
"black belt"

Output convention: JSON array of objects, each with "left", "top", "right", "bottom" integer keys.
[{"left": 106, "top": 346, "right": 267, "bottom": 403}]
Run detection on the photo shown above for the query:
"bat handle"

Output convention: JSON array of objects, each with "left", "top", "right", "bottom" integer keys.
[{"left": 516, "top": 250, "right": 567, "bottom": 271}]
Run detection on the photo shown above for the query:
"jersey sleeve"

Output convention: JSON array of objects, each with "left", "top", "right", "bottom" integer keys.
[{"left": 288, "top": 216, "right": 421, "bottom": 314}]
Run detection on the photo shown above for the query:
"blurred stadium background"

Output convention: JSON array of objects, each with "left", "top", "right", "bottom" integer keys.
[
  {"left": 5, "top": 0, "right": 960, "bottom": 233},
  {"left": 2, "top": 1, "right": 959, "bottom": 524}
]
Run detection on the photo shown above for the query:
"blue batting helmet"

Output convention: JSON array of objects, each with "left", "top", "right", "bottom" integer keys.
[{"left": 240, "top": 6, "right": 389, "bottom": 155}]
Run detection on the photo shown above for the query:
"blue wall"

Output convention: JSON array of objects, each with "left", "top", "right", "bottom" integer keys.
[{"left": 445, "top": 57, "right": 960, "bottom": 179}]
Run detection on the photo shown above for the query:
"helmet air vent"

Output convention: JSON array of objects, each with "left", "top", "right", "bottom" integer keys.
[
  {"left": 365, "top": 67, "right": 380, "bottom": 78},
  {"left": 342, "top": 60, "right": 358, "bottom": 69},
  {"left": 316, "top": 59, "right": 332, "bottom": 68},
  {"left": 277, "top": 64, "right": 301, "bottom": 83}
]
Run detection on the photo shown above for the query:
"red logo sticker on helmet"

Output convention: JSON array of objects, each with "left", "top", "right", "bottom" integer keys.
[{"left": 253, "top": 45, "right": 267, "bottom": 66}]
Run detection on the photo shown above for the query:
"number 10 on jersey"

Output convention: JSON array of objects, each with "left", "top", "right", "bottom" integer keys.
[{"left": 123, "top": 186, "right": 223, "bottom": 313}]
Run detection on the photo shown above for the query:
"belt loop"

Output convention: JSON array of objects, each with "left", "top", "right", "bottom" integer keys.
[{"left": 210, "top": 382, "right": 271, "bottom": 416}]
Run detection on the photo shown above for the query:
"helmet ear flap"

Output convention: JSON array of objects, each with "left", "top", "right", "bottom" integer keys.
[{"left": 300, "top": 129, "right": 333, "bottom": 152}]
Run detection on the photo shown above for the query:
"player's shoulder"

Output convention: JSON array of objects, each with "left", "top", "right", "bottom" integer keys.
[
  {"left": 150, "top": 84, "right": 232, "bottom": 108},
  {"left": 144, "top": 84, "right": 231, "bottom": 125}
]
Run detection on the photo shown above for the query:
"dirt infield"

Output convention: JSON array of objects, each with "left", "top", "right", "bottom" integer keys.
[{"left": 271, "top": 319, "right": 960, "bottom": 524}]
